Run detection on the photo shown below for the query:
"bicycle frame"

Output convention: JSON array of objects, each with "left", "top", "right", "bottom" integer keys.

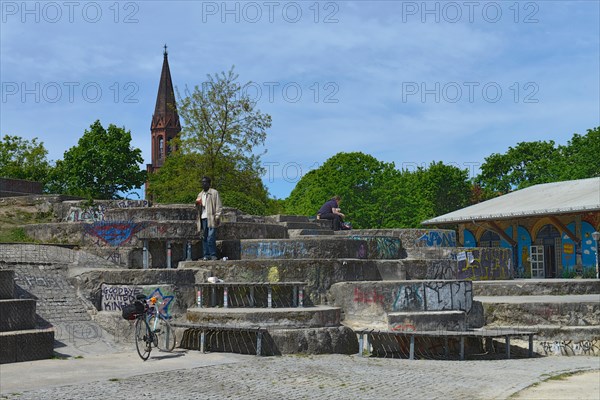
[{"left": 134, "top": 296, "right": 176, "bottom": 360}]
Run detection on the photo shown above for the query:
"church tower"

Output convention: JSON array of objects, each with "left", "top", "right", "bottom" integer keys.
[{"left": 146, "top": 45, "right": 181, "bottom": 198}]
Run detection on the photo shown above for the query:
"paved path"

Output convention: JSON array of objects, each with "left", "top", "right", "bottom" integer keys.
[{"left": 1, "top": 350, "right": 598, "bottom": 399}]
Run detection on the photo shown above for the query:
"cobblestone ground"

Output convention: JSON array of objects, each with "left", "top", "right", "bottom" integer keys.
[{"left": 3, "top": 354, "right": 599, "bottom": 400}]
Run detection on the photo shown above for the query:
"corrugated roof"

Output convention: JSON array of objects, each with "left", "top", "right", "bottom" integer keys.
[{"left": 422, "top": 177, "right": 600, "bottom": 225}]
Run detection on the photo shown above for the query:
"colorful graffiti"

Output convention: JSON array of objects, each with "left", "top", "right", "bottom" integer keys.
[
  {"left": 84, "top": 221, "right": 147, "bottom": 247},
  {"left": 101, "top": 284, "right": 174, "bottom": 317},
  {"left": 348, "top": 236, "right": 402, "bottom": 259},
  {"left": 416, "top": 231, "right": 456, "bottom": 247},
  {"left": 456, "top": 248, "right": 512, "bottom": 280}
]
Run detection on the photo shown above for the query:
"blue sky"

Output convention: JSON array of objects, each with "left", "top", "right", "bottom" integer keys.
[{"left": 1, "top": 1, "right": 599, "bottom": 200}]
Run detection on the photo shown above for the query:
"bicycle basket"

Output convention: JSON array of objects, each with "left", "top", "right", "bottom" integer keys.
[{"left": 121, "top": 300, "right": 145, "bottom": 320}]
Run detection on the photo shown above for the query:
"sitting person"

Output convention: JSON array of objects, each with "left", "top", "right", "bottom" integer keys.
[{"left": 317, "top": 195, "right": 345, "bottom": 231}]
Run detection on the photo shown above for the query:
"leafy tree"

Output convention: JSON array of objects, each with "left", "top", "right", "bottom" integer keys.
[
  {"left": 285, "top": 152, "right": 472, "bottom": 228},
  {"left": 0, "top": 135, "right": 52, "bottom": 183},
  {"left": 149, "top": 67, "right": 272, "bottom": 213},
  {"left": 476, "top": 127, "right": 600, "bottom": 195},
  {"left": 148, "top": 151, "right": 271, "bottom": 215},
  {"left": 557, "top": 127, "right": 600, "bottom": 180},
  {"left": 48, "top": 120, "right": 145, "bottom": 199},
  {"left": 476, "top": 140, "right": 561, "bottom": 193}
]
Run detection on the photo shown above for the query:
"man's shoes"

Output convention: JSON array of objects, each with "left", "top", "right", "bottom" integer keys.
[
  {"left": 202, "top": 256, "right": 209, "bottom": 261},
  {"left": 210, "top": 256, "right": 218, "bottom": 260}
]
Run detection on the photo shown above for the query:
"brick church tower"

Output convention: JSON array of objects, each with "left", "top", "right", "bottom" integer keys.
[{"left": 146, "top": 45, "right": 181, "bottom": 198}]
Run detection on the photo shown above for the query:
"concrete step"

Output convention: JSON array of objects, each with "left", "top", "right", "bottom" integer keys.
[
  {"left": 279, "top": 222, "right": 328, "bottom": 230},
  {"left": 474, "top": 280, "right": 600, "bottom": 296},
  {"left": 0, "top": 328, "right": 54, "bottom": 364},
  {"left": 219, "top": 237, "right": 403, "bottom": 260},
  {"left": 0, "top": 299, "right": 37, "bottom": 332},
  {"left": 186, "top": 306, "right": 341, "bottom": 329},
  {"left": 287, "top": 229, "right": 335, "bottom": 238},
  {"left": 330, "top": 281, "right": 473, "bottom": 324},
  {"left": 134, "top": 221, "right": 289, "bottom": 241},
  {"left": 0, "top": 270, "right": 15, "bottom": 299},
  {"left": 104, "top": 206, "right": 197, "bottom": 221},
  {"left": 483, "top": 324, "right": 600, "bottom": 342},
  {"left": 476, "top": 295, "right": 600, "bottom": 326},
  {"left": 266, "top": 215, "right": 310, "bottom": 223},
  {"left": 387, "top": 310, "right": 467, "bottom": 332}
]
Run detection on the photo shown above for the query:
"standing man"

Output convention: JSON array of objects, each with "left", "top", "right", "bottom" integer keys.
[
  {"left": 196, "top": 176, "right": 223, "bottom": 260},
  {"left": 317, "top": 195, "right": 345, "bottom": 231}
]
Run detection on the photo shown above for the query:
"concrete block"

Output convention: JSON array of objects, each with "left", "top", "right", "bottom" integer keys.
[
  {"left": 0, "top": 299, "right": 37, "bottom": 332},
  {"left": 0, "top": 270, "right": 15, "bottom": 299},
  {"left": 0, "top": 328, "right": 54, "bottom": 364},
  {"left": 186, "top": 306, "right": 342, "bottom": 329},
  {"left": 329, "top": 281, "right": 473, "bottom": 323},
  {"left": 269, "top": 326, "right": 359, "bottom": 354},
  {"left": 387, "top": 310, "right": 466, "bottom": 332}
]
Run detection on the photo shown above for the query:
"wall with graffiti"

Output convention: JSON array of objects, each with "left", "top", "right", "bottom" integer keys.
[
  {"left": 331, "top": 281, "right": 473, "bottom": 323},
  {"left": 454, "top": 248, "right": 512, "bottom": 280},
  {"left": 539, "top": 339, "right": 600, "bottom": 356},
  {"left": 63, "top": 199, "right": 150, "bottom": 222},
  {"left": 100, "top": 284, "right": 176, "bottom": 317}
]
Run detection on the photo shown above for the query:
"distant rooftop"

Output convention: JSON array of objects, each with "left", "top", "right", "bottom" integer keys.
[{"left": 422, "top": 177, "right": 600, "bottom": 225}]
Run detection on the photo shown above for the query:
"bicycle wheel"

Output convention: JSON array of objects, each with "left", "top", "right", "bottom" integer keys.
[
  {"left": 149, "top": 315, "right": 176, "bottom": 352},
  {"left": 134, "top": 318, "right": 152, "bottom": 360}
]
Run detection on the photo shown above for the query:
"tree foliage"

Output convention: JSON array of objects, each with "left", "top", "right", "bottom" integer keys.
[
  {"left": 284, "top": 152, "right": 471, "bottom": 228},
  {"left": 476, "top": 127, "right": 599, "bottom": 194},
  {"left": 48, "top": 120, "right": 145, "bottom": 199},
  {"left": 0, "top": 135, "right": 52, "bottom": 183},
  {"left": 149, "top": 67, "right": 273, "bottom": 214}
]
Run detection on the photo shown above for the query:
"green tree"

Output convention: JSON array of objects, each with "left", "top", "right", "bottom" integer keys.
[
  {"left": 414, "top": 162, "right": 471, "bottom": 217},
  {"left": 149, "top": 67, "right": 272, "bottom": 213},
  {"left": 0, "top": 135, "right": 52, "bottom": 183},
  {"left": 557, "top": 127, "right": 600, "bottom": 180},
  {"left": 476, "top": 140, "right": 561, "bottom": 193},
  {"left": 49, "top": 120, "right": 145, "bottom": 199}
]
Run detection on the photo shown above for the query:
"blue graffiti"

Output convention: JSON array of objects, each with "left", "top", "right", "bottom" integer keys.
[
  {"left": 417, "top": 231, "right": 456, "bottom": 247},
  {"left": 84, "top": 221, "right": 147, "bottom": 247}
]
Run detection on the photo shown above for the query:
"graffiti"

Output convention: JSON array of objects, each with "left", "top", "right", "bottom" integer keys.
[
  {"left": 357, "top": 243, "right": 367, "bottom": 259},
  {"left": 390, "top": 323, "right": 416, "bottom": 332},
  {"left": 349, "top": 236, "right": 401, "bottom": 259},
  {"left": 457, "top": 248, "right": 511, "bottom": 281},
  {"left": 84, "top": 221, "right": 147, "bottom": 247},
  {"left": 106, "top": 252, "right": 121, "bottom": 264},
  {"left": 392, "top": 284, "right": 424, "bottom": 311},
  {"left": 416, "top": 231, "right": 456, "bottom": 247},
  {"left": 66, "top": 200, "right": 150, "bottom": 222},
  {"left": 539, "top": 340, "right": 600, "bottom": 356},
  {"left": 353, "top": 287, "right": 385, "bottom": 305},
  {"left": 15, "top": 274, "right": 65, "bottom": 289},
  {"left": 67, "top": 206, "right": 107, "bottom": 222},
  {"left": 101, "top": 284, "right": 174, "bottom": 317}
]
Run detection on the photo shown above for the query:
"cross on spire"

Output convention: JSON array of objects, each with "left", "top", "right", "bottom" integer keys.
[{"left": 163, "top": 44, "right": 168, "bottom": 56}]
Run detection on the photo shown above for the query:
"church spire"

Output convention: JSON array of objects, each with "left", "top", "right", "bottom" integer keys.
[{"left": 146, "top": 46, "right": 182, "bottom": 199}]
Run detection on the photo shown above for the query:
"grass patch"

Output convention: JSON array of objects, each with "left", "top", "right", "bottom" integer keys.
[{"left": 0, "top": 227, "right": 36, "bottom": 243}]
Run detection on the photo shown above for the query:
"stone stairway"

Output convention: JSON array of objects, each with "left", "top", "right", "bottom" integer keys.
[
  {"left": 0, "top": 270, "right": 54, "bottom": 363},
  {"left": 474, "top": 279, "right": 600, "bottom": 356}
]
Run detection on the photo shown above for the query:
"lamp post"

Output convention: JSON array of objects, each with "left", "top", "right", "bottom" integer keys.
[{"left": 592, "top": 231, "right": 600, "bottom": 279}]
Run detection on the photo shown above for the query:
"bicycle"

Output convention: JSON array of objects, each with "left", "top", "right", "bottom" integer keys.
[{"left": 133, "top": 295, "right": 176, "bottom": 360}]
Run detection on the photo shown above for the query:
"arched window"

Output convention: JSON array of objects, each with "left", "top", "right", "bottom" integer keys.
[
  {"left": 158, "top": 137, "right": 164, "bottom": 159},
  {"left": 480, "top": 230, "right": 501, "bottom": 247}
]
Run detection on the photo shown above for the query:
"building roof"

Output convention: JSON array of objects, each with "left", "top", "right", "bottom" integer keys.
[{"left": 422, "top": 177, "right": 600, "bottom": 225}]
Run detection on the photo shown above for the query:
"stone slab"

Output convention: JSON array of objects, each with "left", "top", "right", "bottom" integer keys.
[
  {"left": 474, "top": 279, "right": 600, "bottom": 296},
  {"left": 186, "top": 306, "right": 342, "bottom": 329},
  {"left": 0, "top": 269, "right": 15, "bottom": 299},
  {"left": 0, "top": 299, "right": 37, "bottom": 331},
  {"left": 0, "top": 328, "right": 54, "bottom": 364},
  {"left": 387, "top": 310, "right": 466, "bottom": 332}
]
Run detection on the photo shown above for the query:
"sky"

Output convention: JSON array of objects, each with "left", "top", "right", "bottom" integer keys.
[{"left": 1, "top": 0, "right": 599, "bottom": 200}]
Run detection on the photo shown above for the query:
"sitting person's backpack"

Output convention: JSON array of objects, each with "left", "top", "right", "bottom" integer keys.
[{"left": 121, "top": 298, "right": 146, "bottom": 320}]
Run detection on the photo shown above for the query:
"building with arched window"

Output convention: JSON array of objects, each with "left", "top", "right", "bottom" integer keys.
[{"left": 423, "top": 177, "right": 600, "bottom": 278}]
